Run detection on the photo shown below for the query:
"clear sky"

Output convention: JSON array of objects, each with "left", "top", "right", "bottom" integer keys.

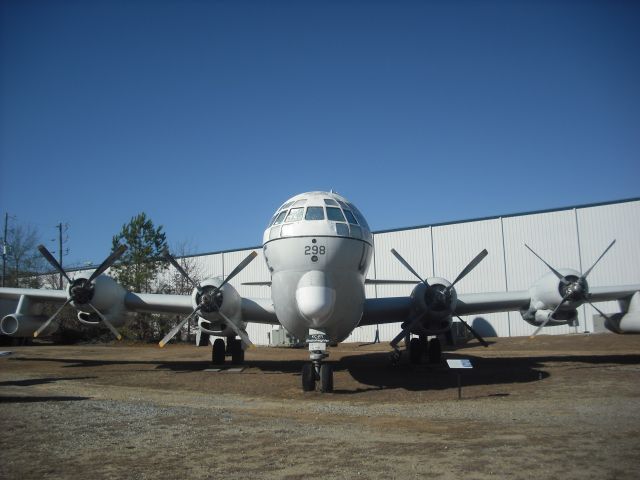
[{"left": 1, "top": 0, "right": 639, "bottom": 267}]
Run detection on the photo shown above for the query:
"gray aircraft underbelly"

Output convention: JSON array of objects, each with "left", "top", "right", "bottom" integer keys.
[{"left": 264, "top": 235, "right": 372, "bottom": 342}]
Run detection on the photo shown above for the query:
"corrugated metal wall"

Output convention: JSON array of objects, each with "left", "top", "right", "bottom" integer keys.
[{"left": 182, "top": 199, "right": 640, "bottom": 345}]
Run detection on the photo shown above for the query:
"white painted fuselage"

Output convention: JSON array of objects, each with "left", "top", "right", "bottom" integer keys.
[{"left": 262, "top": 192, "right": 373, "bottom": 342}]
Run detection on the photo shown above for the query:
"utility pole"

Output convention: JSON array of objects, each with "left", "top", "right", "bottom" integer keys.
[
  {"left": 2, "top": 213, "right": 8, "bottom": 287},
  {"left": 57, "top": 222, "right": 63, "bottom": 289}
]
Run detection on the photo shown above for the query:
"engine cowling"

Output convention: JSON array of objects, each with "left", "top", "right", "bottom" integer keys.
[
  {"left": 521, "top": 269, "right": 584, "bottom": 327},
  {"left": 1, "top": 314, "right": 59, "bottom": 337},
  {"left": 192, "top": 277, "right": 244, "bottom": 337},
  {"left": 409, "top": 277, "right": 457, "bottom": 334},
  {"left": 69, "top": 274, "right": 127, "bottom": 314},
  {"left": 603, "top": 292, "right": 640, "bottom": 333}
]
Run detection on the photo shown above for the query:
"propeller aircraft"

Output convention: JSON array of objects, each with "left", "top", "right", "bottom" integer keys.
[{"left": 1, "top": 191, "right": 639, "bottom": 392}]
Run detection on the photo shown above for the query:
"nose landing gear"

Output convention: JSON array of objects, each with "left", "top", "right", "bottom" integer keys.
[{"left": 301, "top": 331, "right": 333, "bottom": 392}]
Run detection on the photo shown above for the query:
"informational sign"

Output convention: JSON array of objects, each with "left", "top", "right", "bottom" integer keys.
[
  {"left": 447, "top": 359, "right": 473, "bottom": 369},
  {"left": 307, "top": 332, "right": 329, "bottom": 351}
]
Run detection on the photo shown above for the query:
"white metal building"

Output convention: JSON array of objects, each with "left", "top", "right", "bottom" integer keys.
[{"left": 179, "top": 197, "right": 640, "bottom": 345}]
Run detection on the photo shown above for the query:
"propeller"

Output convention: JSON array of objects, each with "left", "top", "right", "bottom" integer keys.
[
  {"left": 389, "top": 248, "right": 488, "bottom": 348},
  {"left": 34, "top": 244, "right": 127, "bottom": 339},
  {"left": 526, "top": 240, "right": 616, "bottom": 337},
  {"left": 159, "top": 250, "right": 257, "bottom": 348}
]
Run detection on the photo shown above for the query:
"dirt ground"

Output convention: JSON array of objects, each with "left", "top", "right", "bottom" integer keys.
[{"left": 1, "top": 334, "right": 639, "bottom": 479}]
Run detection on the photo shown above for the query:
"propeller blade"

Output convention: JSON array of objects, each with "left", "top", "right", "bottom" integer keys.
[
  {"left": 216, "top": 251, "right": 258, "bottom": 291},
  {"left": 159, "top": 308, "right": 200, "bottom": 348},
  {"left": 449, "top": 249, "right": 488, "bottom": 289},
  {"left": 33, "top": 298, "right": 72, "bottom": 338},
  {"left": 163, "top": 249, "right": 202, "bottom": 294},
  {"left": 37, "top": 244, "right": 72, "bottom": 284},
  {"left": 582, "top": 240, "right": 616, "bottom": 279},
  {"left": 588, "top": 302, "right": 611, "bottom": 322},
  {"left": 455, "top": 316, "right": 488, "bottom": 347},
  {"left": 87, "top": 244, "right": 127, "bottom": 283},
  {"left": 524, "top": 244, "right": 565, "bottom": 281},
  {"left": 87, "top": 303, "right": 123, "bottom": 340},
  {"left": 389, "top": 312, "right": 426, "bottom": 349},
  {"left": 390, "top": 249, "right": 429, "bottom": 287},
  {"left": 529, "top": 315, "right": 552, "bottom": 339},
  {"left": 218, "top": 310, "right": 253, "bottom": 349}
]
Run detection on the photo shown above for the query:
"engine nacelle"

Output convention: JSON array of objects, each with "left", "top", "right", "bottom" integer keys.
[
  {"left": 528, "top": 268, "right": 584, "bottom": 312},
  {"left": 1, "top": 314, "right": 59, "bottom": 337},
  {"left": 603, "top": 292, "right": 640, "bottom": 333},
  {"left": 70, "top": 274, "right": 127, "bottom": 314},
  {"left": 409, "top": 277, "right": 457, "bottom": 334},
  {"left": 520, "top": 307, "right": 579, "bottom": 328},
  {"left": 192, "top": 278, "right": 243, "bottom": 336},
  {"left": 522, "top": 268, "right": 584, "bottom": 327}
]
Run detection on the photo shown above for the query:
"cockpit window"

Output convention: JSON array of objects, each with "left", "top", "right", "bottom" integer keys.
[
  {"left": 273, "top": 210, "right": 288, "bottom": 225},
  {"left": 351, "top": 206, "right": 370, "bottom": 230},
  {"left": 343, "top": 210, "right": 358, "bottom": 225},
  {"left": 324, "top": 199, "right": 339, "bottom": 206},
  {"left": 291, "top": 199, "right": 306, "bottom": 207},
  {"left": 285, "top": 207, "right": 304, "bottom": 223},
  {"left": 280, "top": 201, "right": 293, "bottom": 210},
  {"left": 305, "top": 206, "right": 325, "bottom": 220},
  {"left": 326, "top": 207, "right": 346, "bottom": 222}
]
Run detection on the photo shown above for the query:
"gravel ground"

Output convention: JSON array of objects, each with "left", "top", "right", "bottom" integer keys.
[{"left": 1, "top": 334, "right": 639, "bottom": 479}]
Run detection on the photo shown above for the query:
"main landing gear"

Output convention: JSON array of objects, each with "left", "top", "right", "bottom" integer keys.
[
  {"left": 391, "top": 335, "right": 443, "bottom": 365},
  {"left": 211, "top": 337, "right": 245, "bottom": 366}
]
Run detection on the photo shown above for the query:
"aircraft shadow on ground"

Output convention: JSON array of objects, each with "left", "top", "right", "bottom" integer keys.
[
  {"left": 7, "top": 352, "right": 640, "bottom": 394},
  {"left": 336, "top": 351, "right": 640, "bottom": 393},
  {"left": 0, "top": 395, "right": 91, "bottom": 404}
]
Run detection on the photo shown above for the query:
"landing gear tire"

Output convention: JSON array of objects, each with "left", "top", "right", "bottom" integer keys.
[
  {"left": 428, "top": 337, "right": 442, "bottom": 364},
  {"left": 302, "top": 363, "right": 316, "bottom": 392},
  {"left": 320, "top": 364, "right": 333, "bottom": 393},
  {"left": 230, "top": 339, "right": 244, "bottom": 364},
  {"left": 212, "top": 338, "right": 226, "bottom": 365},
  {"left": 409, "top": 337, "right": 423, "bottom": 364}
]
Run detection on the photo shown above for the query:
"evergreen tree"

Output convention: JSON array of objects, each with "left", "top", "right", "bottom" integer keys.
[
  {"left": 110, "top": 213, "right": 168, "bottom": 293},
  {"left": 110, "top": 213, "right": 169, "bottom": 342}
]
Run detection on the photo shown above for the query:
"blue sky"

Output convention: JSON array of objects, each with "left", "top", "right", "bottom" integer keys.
[{"left": 1, "top": 0, "right": 638, "bottom": 267}]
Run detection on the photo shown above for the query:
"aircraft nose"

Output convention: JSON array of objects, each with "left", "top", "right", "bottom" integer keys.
[{"left": 295, "top": 271, "right": 336, "bottom": 327}]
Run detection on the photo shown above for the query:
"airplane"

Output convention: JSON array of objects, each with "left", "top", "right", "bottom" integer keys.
[{"left": 1, "top": 190, "right": 639, "bottom": 393}]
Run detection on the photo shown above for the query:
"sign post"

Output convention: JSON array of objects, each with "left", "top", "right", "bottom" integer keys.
[{"left": 446, "top": 359, "right": 473, "bottom": 400}]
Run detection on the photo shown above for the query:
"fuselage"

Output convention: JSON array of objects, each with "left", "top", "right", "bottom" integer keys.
[{"left": 262, "top": 191, "right": 373, "bottom": 341}]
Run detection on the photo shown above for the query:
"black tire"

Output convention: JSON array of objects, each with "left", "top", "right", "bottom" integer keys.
[
  {"left": 212, "top": 338, "right": 226, "bottom": 365},
  {"left": 409, "top": 337, "right": 423, "bottom": 364},
  {"left": 230, "top": 339, "right": 244, "bottom": 364},
  {"left": 301, "top": 363, "right": 316, "bottom": 392},
  {"left": 320, "top": 364, "right": 333, "bottom": 393},
  {"left": 428, "top": 337, "right": 442, "bottom": 364}
]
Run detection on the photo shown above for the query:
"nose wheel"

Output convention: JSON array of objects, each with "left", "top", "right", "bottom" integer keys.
[{"left": 301, "top": 354, "right": 333, "bottom": 393}]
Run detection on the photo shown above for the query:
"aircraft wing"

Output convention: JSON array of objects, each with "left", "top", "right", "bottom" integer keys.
[
  {"left": 360, "top": 285, "right": 640, "bottom": 327},
  {"left": 124, "top": 292, "right": 278, "bottom": 325},
  {"left": 0, "top": 287, "right": 68, "bottom": 304},
  {"left": 359, "top": 291, "right": 530, "bottom": 326}
]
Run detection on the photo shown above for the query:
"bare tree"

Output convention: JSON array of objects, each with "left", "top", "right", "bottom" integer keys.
[
  {"left": 155, "top": 240, "right": 204, "bottom": 341},
  {"left": 5, "top": 223, "right": 44, "bottom": 287}
]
